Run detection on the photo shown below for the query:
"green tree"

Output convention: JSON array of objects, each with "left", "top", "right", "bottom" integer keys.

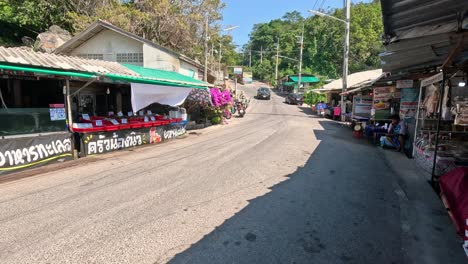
[
  {"left": 0, "top": 0, "right": 238, "bottom": 66},
  {"left": 244, "top": 1, "right": 384, "bottom": 83}
]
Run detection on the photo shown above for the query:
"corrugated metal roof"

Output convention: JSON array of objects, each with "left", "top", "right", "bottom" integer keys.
[
  {"left": 380, "top": 32, "right": 468, "bottom": 73},
  {"left": 381, "top": 0, "right": 468, "bottom": 43},
  {"left": 0, "top": 46, "right": 211, "bottom": 88},
  {"left": 319, "top": 69, "right": 383, "bottom": 92},
  {"left": 289, "top": 76, "right": 320, "bottom": 83},
  {"left": 0, "top": 47, "right": 138, "bottom": 76}
]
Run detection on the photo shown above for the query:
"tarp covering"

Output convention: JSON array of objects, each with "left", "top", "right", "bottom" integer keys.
[
  {"left": 439, "top": 167, "right": 468, "bottom": 238},
  {"left": 131, "top": 83, "right": 192, "bottom": 112}
]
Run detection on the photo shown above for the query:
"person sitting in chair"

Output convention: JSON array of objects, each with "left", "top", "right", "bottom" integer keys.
[{"left": 380, "top": 114, "right": 408, "bottom": 152}]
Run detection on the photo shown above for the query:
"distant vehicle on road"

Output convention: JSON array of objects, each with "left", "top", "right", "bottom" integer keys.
[
  {"left": 285, "top": 93, "right": 304, "bottom": 105},
  {"left": 256, "top": 87, "right": 271, "bottom": 100}
]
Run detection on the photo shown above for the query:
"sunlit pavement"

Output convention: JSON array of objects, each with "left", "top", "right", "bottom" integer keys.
[{"left": 0, "top": 84, "right": 464, "bottom": 264}]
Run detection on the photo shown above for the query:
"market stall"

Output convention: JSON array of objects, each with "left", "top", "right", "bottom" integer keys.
[
  {"left": 71, "top": 82, "right": 199, "bottom": 156},
  {"left": 413, "top": 72, "right": 468, "bottom": 181},
  {"left": 0, "top": 67, "right": 79, "bottom": 174},
  {"left": 0, "top": 47, "right": 211, "bottom": 173}
]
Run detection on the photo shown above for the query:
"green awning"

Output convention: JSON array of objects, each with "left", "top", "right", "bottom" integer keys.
[
  {"left": 114, "top": 64, "right": 210, "bottom": 88},
  {"left": 290, "top": 76, "right": 320, "bottom": 83},
  {"left": 0, "top": 63, "right": 97, "bottom": 79},
  {"left": 0, "top": 63, "right": 211, "bottom": 89},
  {"left": 283, "top": 81, "right": 295, "bottom": 86}
]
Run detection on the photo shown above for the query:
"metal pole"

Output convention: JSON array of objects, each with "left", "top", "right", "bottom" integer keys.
[
  {"left": 249, "top": 49, "right": 252, "bottom": 68},
  {"left": 218, "top": 42, "right": 222, "bottom": 82},
  {"left": 341, "top": 0, "right": 351, "bottom": 122},
  {"left": 204, "top": 17, "right": 208, "bottom": 82},
  {"left": 65, "top": 79, "right": 76, "bottom": 159},
  {"left": 65, "top": 79, "right": 73, "bottom": 130},
  {"left": 298, "top": 24, "right": 304, "bottom": 94},
  {"left": 260, "top": 45, "right": 263, "bottom": 64},
  {"left": 234, "top": 76, "right": 237, "bottom": 99},
  {"left": 431, "top": 75, "right": 446, "bottom": 184},
  {"left": 275, "top": 37, "right": 279, "bottom": 86},
  {"left": 413, "top": 84, "right": 424, "bottom": 157}
]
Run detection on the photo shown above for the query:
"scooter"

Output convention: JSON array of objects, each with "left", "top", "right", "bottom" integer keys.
[
  {"left": 243, "top": 98, "right": 250, "bottom": 109},
  {"left": 230, "top": 103, "right": 237, "bottom": 115},
  {"left": 236, "top": 100, "right": 245, "bottom": 117}
]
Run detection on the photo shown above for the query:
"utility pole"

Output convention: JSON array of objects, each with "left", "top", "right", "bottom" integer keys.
[
  {"left": 211, "top": 43, "right": 214, "bottom": 59},
  {"left": 218, "top": 42, "right": 222, "bottom": 82},
  {"left": 341, "top": 0, "right": 350, "bottom": 122},
  {"left": 260, "top": 45, "right": 263, "bottom": 64},
  {"left": 297, "top": 24, "right": 304, "bottom": 94},
  {"left": 275, "top": 37, "right": 279, "bottom": 85},
  {"left": 204, "top": 17, "right": 208, "bottom": 82},
  {"left": 249, "top": 49, "right": 252, "bottom": 68}
]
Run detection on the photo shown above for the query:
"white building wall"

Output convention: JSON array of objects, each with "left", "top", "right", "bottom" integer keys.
[
  {"left": 70, "top": 30, "right": 143, "bottom": 65},
  {"left": 179, "top": 60, "right": 199, "bottom": 80},
  {"left": 142, "top": 44, "right": 180, "bottom": 72},
  {"left": 68, "top": 28, "right": 204, "bottom": 78}
]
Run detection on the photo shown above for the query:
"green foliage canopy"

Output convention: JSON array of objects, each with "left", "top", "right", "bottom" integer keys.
[{"left": 244, "top": 1, "right": 383, "bottom": 87}]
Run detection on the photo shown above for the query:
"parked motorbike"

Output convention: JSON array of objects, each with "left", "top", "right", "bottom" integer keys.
[
  {"left": 243, "top": 98, "right": 250, "bottom": 109},
  {"left": 236, "top": 100, "right": 245, "bottom": 117},
  {"left": 230, "top": 103, "right": 237, "bottom": 115}
]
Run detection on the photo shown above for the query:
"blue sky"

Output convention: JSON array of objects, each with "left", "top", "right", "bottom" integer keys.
[{"left": 221, "top": 0, "right": 372, "bottom": 47}]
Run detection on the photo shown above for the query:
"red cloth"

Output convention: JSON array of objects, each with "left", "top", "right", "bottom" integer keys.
[{"left": 439, "top": 167, "right": 468, "bottom": 237}]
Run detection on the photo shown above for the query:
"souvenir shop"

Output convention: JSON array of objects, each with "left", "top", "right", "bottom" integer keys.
[{"left": 412, "top": 71, "right": 468, "bottom": 181}]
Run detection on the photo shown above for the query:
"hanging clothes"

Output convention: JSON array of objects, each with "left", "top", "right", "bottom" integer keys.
[
  {"left": 422, "top": 84, "right": 439, "bottom": 117},
  {"left": 441, "top": 82, "right": 451, "bottom": 120}
]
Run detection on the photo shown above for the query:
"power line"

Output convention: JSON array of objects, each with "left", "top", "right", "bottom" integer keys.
[
  {"left": 319, "top": 0, "right": 326, "bottom": 10},
  {"left": 312, "top": 0, "right": 319, "bottom": 10}
]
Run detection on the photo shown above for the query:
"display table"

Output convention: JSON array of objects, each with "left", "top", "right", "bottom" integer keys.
[{"left": 78, "top": 122, "right": 186, "bottom": 156}]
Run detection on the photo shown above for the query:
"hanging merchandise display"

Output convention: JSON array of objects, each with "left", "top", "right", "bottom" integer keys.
[
  {"left": 422, "top": 84, "right": 440, "bottom": 118},
  {"left": 441, "top": 82, "right": 451, "bottom": 120},
  {"left": 413, "top": 73, "right": 468, "bottom": 178}
]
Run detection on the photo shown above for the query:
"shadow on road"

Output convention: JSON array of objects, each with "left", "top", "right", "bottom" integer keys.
[
  {"left": 297, "top": 106, "right": 315, "bottom": 116},
  {"left": 271, "top": 88, "right": 287, "bottom": 98},
  {"left": 166, "top": 120, "right": 403, "bottom": 264}
]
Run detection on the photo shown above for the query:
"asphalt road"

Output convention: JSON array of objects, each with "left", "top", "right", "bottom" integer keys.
[{"left": 0, "top": 83, "right": 461, "bottom": 263}]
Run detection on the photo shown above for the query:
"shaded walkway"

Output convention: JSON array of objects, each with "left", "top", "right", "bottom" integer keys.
[{"left": 168, "top": 121, "right": 403, "bottom": 264}]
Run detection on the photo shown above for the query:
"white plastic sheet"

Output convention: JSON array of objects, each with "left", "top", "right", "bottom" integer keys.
[{"left": 131, "top": 83, "right": 192, "bottom": 112}]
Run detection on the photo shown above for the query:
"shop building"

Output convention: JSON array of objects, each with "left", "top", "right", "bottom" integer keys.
[
  {"left": 316, "top": 69, "right": 383, "bottom": 119},
  {"left": 0, "top": 47, "right": 210, "bottom": 175},
  {"left": 377, "top": 0, "right": 468, "bottom": 248}
]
